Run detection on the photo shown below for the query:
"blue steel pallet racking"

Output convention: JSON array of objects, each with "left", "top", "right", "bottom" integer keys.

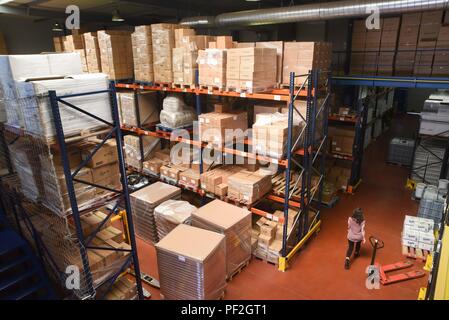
[{"left": 116, "top": 69, "right": 330, "bottom": 271}]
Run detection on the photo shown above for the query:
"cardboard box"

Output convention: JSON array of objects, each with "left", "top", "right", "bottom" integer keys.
[
  {"left": 227, "top": 169, "right": 272, "bottom": 204},
  {"left": 194, "top": 35, "right": 216, "bottom": 50},
  {"left": 197, "top": 49, "right": 227, "bottom": 88},
  {"left": 143, "top": 158, "right": 166, "bottom": 175},
  {"left": 81, "top": 139, "right": 118, "bottom": 168},
  {"left": 255, "top": 41, "right": 284, "bottom": 84},
  {"left": 95, "top": 174, "right": 121, "bottom": 196},
  {"left": 97, "top": 30, "right": 133, "bottom": 80},
  {"left": 151, "top": 23, "right": 177, "bottom": 83},
  {"left": 216, "top": 36, "right": 233, "bottom": 49},
  {"left": 179, "top": 168, "right": 201, "bottom": 188},
  {"left": 53, "top": 36, "right": 64, "bottom": 53},
  {"left": 421, "top": 10, "right": 443, "bottom": 25},
  {"left": 236, "top": 42, "right": 255, "bottom": 48},
  {"left": 175, "top": 28, "right": 195, "bottom": 48},
  {"left": 253, "top": 104, "right": 282, "bottom": 120},
  {"left": 414, "top": 50, "right": 435, "bottom": 76},
  {"left": 214, "top": 103, "right": 232, "bottom": 113},
  {"left": 402, "top": 13, "right": 422, "bottom": 26},
  {"left": 131, "top": 25, "right": 154, "bottom": 83},
  {"left": 79, "top": 210, "right": 110, "bottom": 235},
  {"left": 198, "top": 111, "right": 248, "bottom": 145},
  {"left": 117, "top": 91, "right": 159, "bottom": 127},
  {"left": 83, "top": 32, "right": 102, "bottom": 73},
  {"left": 91, "top": 162, "right": 118, "bottom": 182},
  {"left": 200, "top": 166, "right": 244, "bottom": 194},
  {"left": 215, "top": 183, "right": 228, "bottom": 197}
]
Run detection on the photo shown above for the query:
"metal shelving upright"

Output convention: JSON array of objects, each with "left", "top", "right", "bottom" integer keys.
[
  {"left": 115, "top": 69, "right": 330, "bottom": 271},
  {"left": 0, "top": 83, "right": 144, "bottom": 300}
]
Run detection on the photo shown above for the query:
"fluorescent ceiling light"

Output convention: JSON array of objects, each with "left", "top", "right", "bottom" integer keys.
[
  {"left": 112, "top": 9, "right": 124, "bottom": 22},
  {"left": 0, "top": 1, "right": 14, "bottom": 4},
  {"left": 52, "top": 22, "right": 63, "bottom": 32},
  {"left": 245, "top": 0, "right": 261, "bottom": 2}
]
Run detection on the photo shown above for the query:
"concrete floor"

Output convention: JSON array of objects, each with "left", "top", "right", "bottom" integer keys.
[{"left": 134, "top": 116, "right": 428, "bottom": 300}]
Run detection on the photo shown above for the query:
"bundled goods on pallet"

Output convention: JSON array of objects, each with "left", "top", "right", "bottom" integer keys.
[
  {"left": 198, "top": 110, "right": 248, "bottom": 145},
  {"left": 179, "top": 168, "right": 201, "bottom": 189},
  {"left": 253, "top": 104, "right": 282, "bottom": 121},
  {"left": 282, "top": 42, "right": 332, "bottom": 86},
  {"left": 226, "top": 47, "right": 277, "bottom": 93},
  {"left": 252, "top": 112, "right": 302, "bottom": 159},
  {"left": 131, "top": 25, "right": 154, "bottom": 83},
  {"left": 83, "top": 32, "right": 102, "bottom": 73},
  {"left": 97, "top": 30, "right": 133, "bottom": 80},
  {"left": 105, "top": 278, "right": 137, "bottom": 300},
  {"left": 160, "top": 163, "right": 190, "bottom": 183},
  {"left": 194, "top": 35, "right": 216, "bottom": 50},
  {"left": 173, "top": 28, "right": 198, "bottom": 86},
  {"left": 53, "top": 36, "right": 64, "bottom": 53},
  {"left": 143, "top": 149, "right": 171, "bottom": 176},
  {"left": 155, "top": 224, "right": 226, "bottom": 300},
  {"left": 320, "top": 181, "right": 338, "bottom": 204},
  {"left": 255, "top": 41, "right": 284, "bottom": 84},
  {"left": 363, "top": 21, "right": 382, "bottom": 75},
  {"left": 328, "top": 126, "right": 355, "bottom": 155},
  {"left": 419, "top": 92, "right": 449, "bottom": 137},
  {"left": 227, "top": 169, "right": 272, "bottom": 204},
  {"left": 200, "top": 165, "right": 244, "bottom": 197},
  {"left": 402, "top": 215, "right": 435, "bottom": 252},
  {"left": 197, "top": 49, "right": 227, "bottom": 89},
  {"left": 378, "top": 18, "right": 400, "bottom": 75},
  {"left": 395, "top": 13, "right": 421, "bottom": 75},
  {"left": 192, "top": 199, "right": 251, "bottom": 278},
  {"left": 0, "top": 53, "right": 84, "bottom": 130},
  {"left": 433, "top": 26, "right": 449, "bottom": 75},
  {"left": 325, "top": 161, "right": 351, "bottom": 191},
  {"left": 62, "top": 34, "right": 88, "bottom": 72},
  {"left": 349, "top": 20, "right": 366, "bottom": 74},
  {"left": 154, "top": 199, "right": 196, "bottom": 240},
  {"left": 130, "top": 181, "right": 181, "bottom": 244},
  {"left": 159, "top": 94, "right": 196, "bottom": 129},
  {"left": 152, "top": 23, "right": 177, "bottom": 83},
  {"left": 117, "top": 91, "right": 159, "bottom": 128},
  {"left": 124, "top": 135, "right": 160, "bottom": 171}
]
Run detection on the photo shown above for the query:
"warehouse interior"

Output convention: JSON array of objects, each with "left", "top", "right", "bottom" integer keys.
[{"left": 0, "top": 0, "right": 448, "bottom": 301}]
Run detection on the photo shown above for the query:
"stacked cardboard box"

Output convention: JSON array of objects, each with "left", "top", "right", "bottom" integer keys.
[
  {"left": 282, "top": 42, "right": 332, "bottom": 86},
  {"left": 98, "top": 30, "right": 133, "bottom": 80},
  {"left": 160, "top": 163, "right": 189, "bottom": 182},
  {"left": 236, "top": 42, "right": 255, "bottom": 48},
  {"left": 179, "top": 168, "right": 201, "bottom": 189},
  {"left": 433, "top": 26, "right": 449, "bottom": 76},
  {"left": 226, "top": 47, "right": 277, "bottom": 92},
  {"left": 329, "top": 126, "right": 355, "bottom": 155},
  {"left": 124, "top": 135, "right": 160, "bottom": 171},
  {"left": 200, "top": 165, "right": 244, "bottom": 196},
  {"left": 402, "top": 215, "right": 435, "bottom": 252},
  {"left": 130, "top": 181, "right": 181, "bottom": 244},
  {"left": 155, "top": 224, "right": 226, "bottom": 300},
  {"left": 174, "top": 28, "right": 195, "bottom": 48},
  {"left": 194, "top": 35, "right": 216, "bottom": 50},
  {"left": 395, "top": 13, "right": 421, "bottom": 75},
  {"left": 105, "top": 278, "right": 137, "bottom": 300},
  {"left": 198, "top": 111, "right": 248, "bottom": 145},
  {"left": 154, "top": 199, "right": 196, "bottom": 240},
  {"left": 255, "top": 41, "right": 284, "bottom": 85},
  {"left": 192, "top": 199, "right": 251, "bottom": 278},
  {"left": 350, "top": 20, "right": 366, "bottom": 74},
  {"left": 378, "top": 18, "right": 400, "bottom": 75},
  {"left": 326, "top": 161, "right": 352, "bottom": 191},
  {"left": 83, "top": 32, "right": 101, "bottom": 73},
  {"left": 364, "top": 21, "right": 382, "bottom": 75},
  {"left": 227, "top": 169, "right": 272, "bottom": 204},
  {"left": 53, "top": 36, "right": 64, "bottom": 53},
  {"left": 197, "top": 49, "right": 227, "bottom": 88},
  {"left": 63, "top": 34, "right": 88, "bottom": 72},
  {"left": 131, "top": 26, "right": 154, "bottom": 83},
  {"left": 151, "top": 23, "right": 177, "bottom": 83},
  {"left": 117, "top": 91, "right": 159, "bottom": 127},
  {"left": 172, "top": 29, "right": 198, "bottom": 86},
  {"left": 143, "top": 149, "right": 170, "bottom": 176},
  {"left": 415, "top": 11, "right": 443, "bottom": 76}
]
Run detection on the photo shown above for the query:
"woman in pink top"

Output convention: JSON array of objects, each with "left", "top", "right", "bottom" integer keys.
[{"left": 345, "top": 208, "right": 365, "bottom": 270}]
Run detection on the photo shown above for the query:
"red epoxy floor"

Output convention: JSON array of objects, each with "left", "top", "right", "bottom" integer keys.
[{"left": 134, "top": 117, "right": 427, "bottom": 300}]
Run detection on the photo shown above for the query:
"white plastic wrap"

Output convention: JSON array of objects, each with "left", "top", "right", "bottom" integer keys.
[
  {"left": 162, "top": 94, "right": 186, "bottom": 112},
  {"left": 154, "top": 199, "right": 197, "bottom": 240},
  {"left": 160, "top": 108, "right": 196, "bottom": 129}
]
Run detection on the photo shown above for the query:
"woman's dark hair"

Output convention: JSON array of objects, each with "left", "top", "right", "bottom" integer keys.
[{"left": 352, "top": 208, "right": 364, "bottom": 224}]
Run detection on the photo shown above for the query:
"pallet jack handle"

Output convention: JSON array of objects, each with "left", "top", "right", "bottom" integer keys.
[{"left": 369, "top": 236, "right": 384, "bottom": 266}]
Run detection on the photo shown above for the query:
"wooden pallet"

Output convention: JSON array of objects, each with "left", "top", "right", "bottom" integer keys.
[
  {"left": 227, "top": 259, "right": 250, "bottom": 281},
  {"left": 134, "top": 80, "right": 154, "bottom": 86},
  {"left": 172, "top": 83, "right": 196, "bottom": 90},
  {"left": 178, "top": 181, "right": 201, "bottom": 193},
  {"left": 153, "top": 82, "right": 172, "bottom": 89},
  {"left": 402, "top": 245, "right": 431, "bottom": 261},
  {"left": 253, "top": 254, "right": 279, "bottom": 266},
  {"left": 225, "top": 194, "right": 264, "bottom": 209},
  {"left": 199, "top": 85, "right": 225, "bottom": 92},
  {"left": 225, "top": 86, "right": 274, "bottom": 94},
  {"left": 386, "top": 161, "right": 411, "bottom": 168},
  {"left": 160, "top": 175, "right": 178, "bottom": 186}
]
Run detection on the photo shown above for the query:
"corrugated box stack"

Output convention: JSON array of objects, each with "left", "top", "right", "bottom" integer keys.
[
  {"left": 197, "top": 49, "right": 227, "bottom": 89},
  {"left": 227, "top": 169, "right": 272, "bottom": 204},
  {"left": 155, "top": 224, "right": 226, "bottom": 300},
  {"left": 252, "top": 112, "right": 302, "bottom": 159},
  {"left": 160, "top": 162, "right": 189, "bottom": 183},
  {"left": 378, "top": 18, "right": 400, "bottom": 75},
  {"left": 98, "top": 30, "right": 134, "bottom": 80},
  {"left": 143, "top": 149, "right": 171, "bottom": 176},
  {"left": 415, "top": 11, "right": 442, "bottom": 76},
  {"left": 124, "top": 135, "right": 160, "bottom": 171},
  {"left": 200, "top": 165, "right": 244, "bottom": 197},
  {"left": 53, "top": 36, "right": 64, "bottom": 53},
  {"left": 395, "top": 13, "right": 421, "bottom": 75},
  {"left": 117, "top": 91, "right": 159, "bottom": 127},
  {"left": 152, "top": 23, "right": 177, "bottom": 83},
  {"left": 226, "top": 47, "right": 277, "bottom": 93},
  {"left": 130, "top": 181, "right": 181, "bottom": 244},
  {"left": 326, "top": 161, "right": 352, "bottom": 191},
  {"left": 194, "top": 35, "right": 216, "bottom": 50},
  {"left": 198, "top": 110, "right": 248, "bottom": 145},
  {"left": 433, "top": 25, "right": 449, "bottom": 75},
  {"left": 63, "top": 34, "right": 88, "bottom": 72},
  {"left": 282, "top": 42, "right": 332, "bottom": 86},
  {"left": 192, "top": 199, "right": 251, "bottom": 278},
  {"left": 131, "top": 26, "right": 154, "bottom": 83},
  {"left": 350, "top": 20, "right": 366, "bottom": 74},
  {"left": 402, "top": 215, "right": 435, "bottom": 253},
  {"left": 329, "top": 126, "right": 355, "bottom": 155},
  {"left": 83, "top": 32, "right": 102, "bottom": 73},
  {"left": 105, "top": 278, "right": 137, "bottom": 300},
  {"left": 255, "top": 41, "right": 284, "bottom": 85},
  {"left": 173, "top": 28, "right": 198, "bottom": 85},
  {"left": 364, "top": 21, "right": 382, "bottom": 75},
  {"left": 154, "top": 199, "right": 196, "bottom": 240}
]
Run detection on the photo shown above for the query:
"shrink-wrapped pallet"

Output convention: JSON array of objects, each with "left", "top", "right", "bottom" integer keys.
[
  {"left": 117, "top": 91, "right": 159, "bottom": 127},
  {"left": 98, "top": 30, "right": 133, "bottom": 80},
  {"left": 130, "top": 182, "right": 181, "bottom": 244},
  {"left": 155, "top": 224, "right": 226, "bottom": 300},
  {"left": 154, "top": 199, "right": 196, "bottom": 240},
  {"left": 151, "top": 24, "right": 176, "bottom": 83},
  {"left": 131, "top": 25, "right": 154, "bottom": 83},
  {"left": 192, "top": 199, "right": 251, "bottom": 278},
  {"left": 197, "top": 49, "right": 227, "bottom": 88},
  {"left": 159, "top": 94, "right": 196, "bottom": 128}
]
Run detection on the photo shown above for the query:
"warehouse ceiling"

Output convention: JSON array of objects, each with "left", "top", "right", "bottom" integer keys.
[{"left": 0, "top": 0, "right": 332, "bottom": 24}]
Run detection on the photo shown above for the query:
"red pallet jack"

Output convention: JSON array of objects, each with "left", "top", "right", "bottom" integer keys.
[{"left": 369, "top": 236, "right": 425, "bottom": 285}]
